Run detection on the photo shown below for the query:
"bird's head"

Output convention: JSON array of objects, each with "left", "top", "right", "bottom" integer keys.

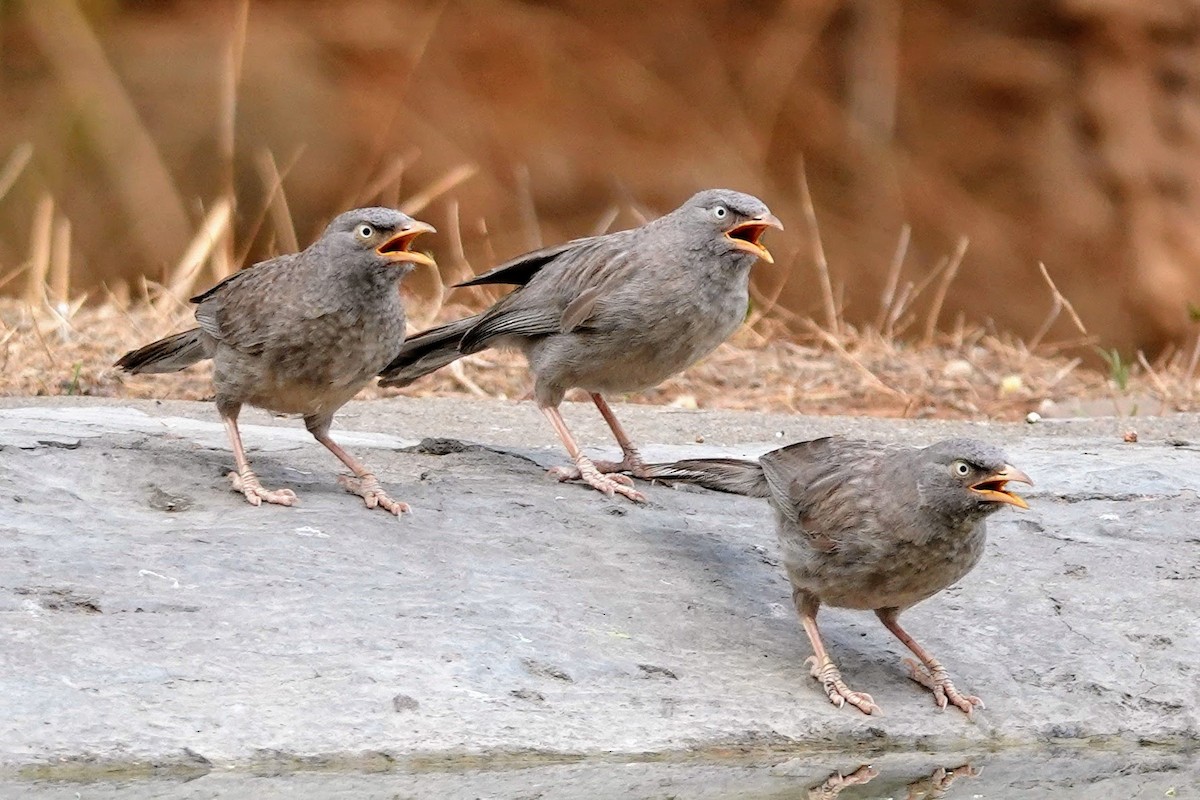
[
  {"left": 915, "top": 438, "right": 1032, "bottom": 519},
  {"left": 676, "top": 189, "right": 783, "bottom": 264},
  {"left": 323, "top": 207, "right": 437, "bottom": 270}
]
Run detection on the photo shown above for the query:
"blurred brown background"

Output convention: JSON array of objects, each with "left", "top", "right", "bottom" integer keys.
[{"left": 2, "top": 0, "right": 1199, "bottom": 354}]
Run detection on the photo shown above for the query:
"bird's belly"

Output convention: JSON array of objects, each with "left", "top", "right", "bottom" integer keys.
[
  {"left": 786, "top": 533, "right": 985, "bottom": 612},
  {"left": 244, "top": 376, "right": 362, "bottom": 417},
  {"left": 529, "top": 298, "right": 744, "bottom": 395}
]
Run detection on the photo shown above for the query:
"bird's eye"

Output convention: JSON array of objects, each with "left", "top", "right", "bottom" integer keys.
[
  {"left": 712, "top": 206, "right": 728, "bottom": 219},
  {"left": 357, "top": 224, "right": 374, "bottom": 239},
  {"left": 951, "top": 460, "right": 971, "bottom": 477}
]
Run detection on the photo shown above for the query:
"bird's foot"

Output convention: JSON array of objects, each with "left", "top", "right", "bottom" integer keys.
[
  {"left": 805, "top": 655, "right": 882, "bottom": 714},
  {"left": 554, "top": 455, "right": 650, "bottom": 480},
  {"left": 807, "top": 764, "right": 879, "bottom": 800},
  {"left": 338, "top": 473, "right": 410, "bottom": 515},
  {"left": 228, "top": 470, "right": 297, "bottom": 507},
  {"left": 904, "top": 763, "right": 979, "bottom": 800},
  {"left": 550, "top": 459, "right": 646, "bottom": 503},
  {"left": 902, "top": 657, "right": 983, "bottom": 714}
]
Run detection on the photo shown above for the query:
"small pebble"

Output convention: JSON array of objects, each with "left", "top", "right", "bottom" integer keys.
[
  {"left": 1123, "top": 430, "right": 1138, "bottom": 443},
  {"left": 1025, "top": 411, "right": 1041, "bottom": 424}
]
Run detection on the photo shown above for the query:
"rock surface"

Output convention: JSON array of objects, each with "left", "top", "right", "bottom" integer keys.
[{"left": 1, "top": 398, "right": 1198, "bottom": 796}]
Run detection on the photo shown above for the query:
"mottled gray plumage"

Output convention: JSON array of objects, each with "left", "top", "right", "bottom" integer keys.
[
  {"left": 117, "top": 207, "right": 436, "bottom": 513},
  {"left": 380, "top": 189, "right": 782, "bottom": 501},
  {"left": 644, "top": 436, "right": 1032, "bottom": 714}
]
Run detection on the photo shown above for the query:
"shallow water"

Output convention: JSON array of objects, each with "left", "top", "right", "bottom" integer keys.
[{"left": 7, "top": 748, "right": 1196, "bottom": 799}]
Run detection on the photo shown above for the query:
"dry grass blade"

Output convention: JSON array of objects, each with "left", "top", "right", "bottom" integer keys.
[
  {"left": 155, "top": 199, "right": 233, "bottom": 314},
  {"left": 590, "top": 206, "right": 620, "bottom": 236},
  {"left": 875, "top": 223, "right": 910, "bottom": 330},
  {"left": 797, "top": 157, "right": 839, "bottom": 336},
  {"left": 254, "top": 149, "right": 299, "bottom": 253},
  {"left": 804, "top": 319, "right": 904, "bottom": 398},
  {"left": 214, "top": 0, "right": 250, "bottom": 280},
  {"left": 0, "top": 143, "right": 34, "bottom": 204},
  {"left": 920, "top": 235, "right": 969, "bottom": 347},
  {"left": 514, "top": 164, "right": 543, "bottom": 250},
  {"left": 399, "top": 164, "right": 479, "bottom": 217},
  {"left": 1136, "top": 350, "right": 1171, "bottom": 413},
  {"left": 356, "top": 149, "right": 419, "bottom": 206},
  {"left": 22, "top": 0, "right": 191, "bottom": 271},
  {"left": 49, "top": 213, "right": 72, "bottom": 309},
  {"left": 23, "top": 194, "right": 55, "bottom": 305},
  {"left": 1027, "top": 261, "right": 1090, "bottom": 352}
]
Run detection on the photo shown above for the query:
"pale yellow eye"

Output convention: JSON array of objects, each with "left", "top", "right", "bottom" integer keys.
[
  {"left": 357, "top": 224, "right": 374, "bottom": 239},
  {"left": 952, "top": 460, "right": 971, "bottom": 477}
]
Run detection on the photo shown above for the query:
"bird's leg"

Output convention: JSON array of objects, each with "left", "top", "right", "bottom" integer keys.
[
  {"left": 876, "top": 608, "right": 983, "bottom": 714},
  {"left": 305, "top": 414, "right": 409, "bottom": 515},
  {"left": 220, "top": 405, "right": 296, "bottom": 507},
  {"left": 806, "top": 765, "right": 879, "bottom": 800},
  {"left": 540, "top": 403, "right": 646, "bottom": 503},
  {"left": 588, "top": 393, "right": 650, "bottom": 477},
  {"left": 549, "top": 394, "right": 650, "bottom": 479},
  {"left": 794, "top": 589, "right": 881, "bottom": 714}
]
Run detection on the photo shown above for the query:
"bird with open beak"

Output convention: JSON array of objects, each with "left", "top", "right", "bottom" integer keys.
[
  {"left": 116, "top": 207, "right": 436, "bottom": 514},
  {"left": 378, "top": 189, "right": 782, "bottom": 502},
  {"left": 641, "top": 436, "right": 1032, "bottom": 714}
]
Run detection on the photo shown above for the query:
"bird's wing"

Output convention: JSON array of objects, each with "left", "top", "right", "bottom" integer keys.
[
  {"left": 454, "top": 238, "right": 595, "bottom": 288},
  {"left": 759, "top": 437, "right": 894, "bottom": 543},
  {"left": 191, "top": 253, "right": 299, "bottom": 354},
  {"left": 459, "top": 231, "right": 642, "bottom": 351}
]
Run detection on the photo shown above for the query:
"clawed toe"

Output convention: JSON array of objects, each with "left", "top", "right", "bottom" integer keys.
[
  {"left": 808, "top": 764, "right": 879, "bottom": 800},
  {"left": 902, "top": 658, "right": 984, "bottom": 714},
  {"left": 805, "top": 655, "right": 882, "bottom": 715},
  {"left": 338, "top": 473, "right": 410, "bottom": 515},
  {"left": 228, "top": 470, "right": 296, "bottom": 507},
  {"left": 550, "top": 462, "right": 647, "bottom": 502},
  {"left": 905, "top": 763, "right": 979, "bottom": 800}
]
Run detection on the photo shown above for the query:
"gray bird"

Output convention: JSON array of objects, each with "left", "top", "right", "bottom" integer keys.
[
  {"left": 642, "top": 436, "right": 1032, "bottom": 714},
  {"left": 378, "top": 189, "right": 782, "bottom": 502},
  {"left": 116, "top": 207, "right": 436, "bottom": 514}
]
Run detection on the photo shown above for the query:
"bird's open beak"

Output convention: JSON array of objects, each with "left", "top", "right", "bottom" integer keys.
[
  {"left": 377, "top": 221, "right": 437, "bottom": 267},
  {"left": 970, "top": 464, "right": 1033, "bottom": 509},
  {"left": 725, "top": 213, "right": 783, "bottom": 264}
]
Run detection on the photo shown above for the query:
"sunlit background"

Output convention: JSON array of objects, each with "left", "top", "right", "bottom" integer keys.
[{"left": 2, "top": 0, "right": 1199, "bottom": 359}]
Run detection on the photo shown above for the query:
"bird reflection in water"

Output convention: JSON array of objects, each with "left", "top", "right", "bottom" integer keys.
[{"left": 807, "top": 763, "right": 978, "bottom": 800}]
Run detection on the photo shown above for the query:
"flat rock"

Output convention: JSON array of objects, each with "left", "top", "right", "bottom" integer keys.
[{"left": 0, "top": 398, "right": 1197, "bottom": 796}]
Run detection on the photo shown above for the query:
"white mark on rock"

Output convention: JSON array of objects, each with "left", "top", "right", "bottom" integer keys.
[
  {"left": 138, "top": 569, "right": 180, "bottom": 588},
  {"left": 1099, "top": 513, "right": 1120, "bottom": 521},
  {"left": 293, "top": 526, "right": 328, "bottom": 538}
]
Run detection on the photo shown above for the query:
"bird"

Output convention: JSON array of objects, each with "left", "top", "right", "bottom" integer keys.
[
  {"left": 641, "top": 436, "right": 1032, "bottom": 714},
  {"left": 378, "top": 189, "right": 782, "bottom": 502},
  {"left": 115, "top": 207, "right": 436, "bottom": 515}
]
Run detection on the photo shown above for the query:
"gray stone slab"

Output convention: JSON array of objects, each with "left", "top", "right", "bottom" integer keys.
[{"left": 0, "top": 399, "right": 1197, "bottom": 794}]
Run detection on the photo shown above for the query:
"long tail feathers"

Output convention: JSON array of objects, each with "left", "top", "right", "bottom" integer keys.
[
  {"left": 640, "top": 458, "right": 770, "bottom": 497},
  {"left": 114, "top": 328, "right": 208, "bottom": 374},
  {"left": 378, "top": 315, "right": 482, "bottom": 388}
]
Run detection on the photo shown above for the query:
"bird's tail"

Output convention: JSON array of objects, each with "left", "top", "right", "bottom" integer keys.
[
  {"left": 115, "top": 328, "right": 208, "bottom": 374},
  {"left": 640, "top": 457, "right": 770, "bottom": 497},
  {"left": 378, "top": 315, "right": 482, "bottom": 388}
]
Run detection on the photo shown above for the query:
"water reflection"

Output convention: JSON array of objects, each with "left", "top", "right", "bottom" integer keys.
[{"left": 808, "top": 762, "right": 978, "bottom": 800}]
